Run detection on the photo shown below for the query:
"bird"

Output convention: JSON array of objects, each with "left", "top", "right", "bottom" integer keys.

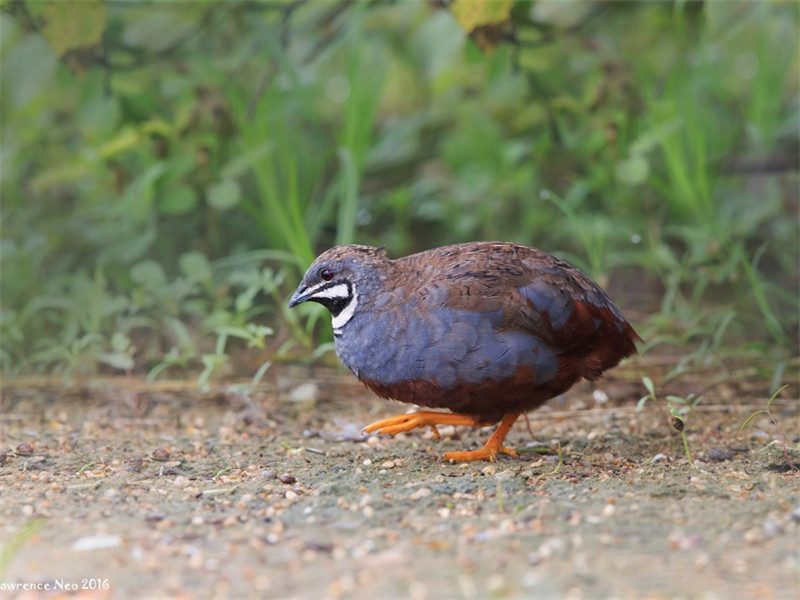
[{"left": 289, "top": 241, "right": 641, "bottom": 462}]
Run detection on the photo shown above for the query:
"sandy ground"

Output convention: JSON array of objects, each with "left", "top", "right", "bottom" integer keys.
[{"left": 1, "top": 359, "right": 798, "bottom": 599}]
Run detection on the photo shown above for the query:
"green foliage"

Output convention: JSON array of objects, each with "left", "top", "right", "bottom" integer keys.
[
  {"left": 740, "top": 384, "right": 789, "bottom": 431},
  {"left": 638, "top": 376, "right": 701, "bottom": 462},
  {"left": 1, "top": 1, "right": 797, "bottom": 378},
  {"left": 1, "top": 246, "right": 282, "bottom": 379},
  {"left": 739, "top": 384, "right": 797, "bottom": 471},
  {"left": 0, "top": 517, "right": 44, "bottom": 575}
]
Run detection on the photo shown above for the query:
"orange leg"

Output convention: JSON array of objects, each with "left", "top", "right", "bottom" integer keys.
[
  {"left": 442, "top": 411, "right": 521, "bottom": 462},
  {"left": 363, "top": 410, "right": 522, "bottom": 462},
  {"left": 364, "top": 410, "right": 482, "bottom": 436}
]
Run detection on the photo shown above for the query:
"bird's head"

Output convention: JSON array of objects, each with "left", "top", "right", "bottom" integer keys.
[{"left": 289, "top": 245, "right": 389, "bottom": 334}]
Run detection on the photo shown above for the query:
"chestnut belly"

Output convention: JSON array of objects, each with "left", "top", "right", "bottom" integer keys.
[{"left": 360, "top": 364, "right": 578, "bottom": 425}]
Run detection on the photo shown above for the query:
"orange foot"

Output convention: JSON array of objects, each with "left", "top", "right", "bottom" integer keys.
[{"left": 363, "top": 410, "right": 522, "bottom": 462}]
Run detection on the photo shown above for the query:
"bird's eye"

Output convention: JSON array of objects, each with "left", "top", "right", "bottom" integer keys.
[{"left": 320, "top": 268, "right": 334, "bottom": 281}]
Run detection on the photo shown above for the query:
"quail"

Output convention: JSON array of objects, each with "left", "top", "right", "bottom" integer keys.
[{"left": 289, "top": 241, "right": 641, "bottom": 461}]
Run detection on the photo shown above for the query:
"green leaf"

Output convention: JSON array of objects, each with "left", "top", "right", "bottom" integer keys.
[
  {"left": 159, "top": 184, "right": 197, "bottom": 216},
  {"left": 207, "top": 179, "right": 241, "bottom": 211},
  {"left": 99, "top": 127, "right": 141, "bottom": 159},
  {"left": 451, "top": 0, "right": 513, "bottom": 32},
  {"left": 179, "top": 252, "right": 212, "bottom": 283},
  {"left": 2, "top": 34, "right": 59, "bottom": 108},
  {"left": 110, "top": 331, "right": 131, "bottom": 353},
  {"left": 766, "top": 384, "right": 789, "bottom": 410},
  {"left": 78, "top": 71, "right": 120, "bottom": 137},
  {"left": 251, "top": 360, "right": 272, "bottom": 386},
  {"left": 616, "top": 154, "right": 650, "bottom": 186},
  {"left": 97, "top": 351, "right": 134, "bottom": 371},
  {"left": 739, "top": 409, "right": 770, "bottom": 431},
  {"left": 665, "top": 394, "right": 689, "bottom": 405},
  {"left": 131, "top": 260, "right": 168, "bottom": 289},
  {"left": 41, "top": 0, "right": 107, "bottom": 57},
  {"left": 198, "top": 353, "right": 228, "bottom": 389},
  {"left": 629, "top": 119, "right": 682, "bottom": 155}
]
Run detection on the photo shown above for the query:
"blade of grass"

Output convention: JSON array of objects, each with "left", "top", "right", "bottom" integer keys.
[
  {"left": 334, "top": 14, "right": 385, "bottom": 245},
  {"left": 738, "top": 245, "right": 789, "bottom": 347},
  {"left": 0, "top": 518, "right": 45, "bottom": 575},
  {"left": 336, "top": 147, "right": 359, "bottom": 246}
]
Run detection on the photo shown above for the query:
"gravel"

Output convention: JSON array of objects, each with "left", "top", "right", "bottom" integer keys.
[{"left": 1, "top": 367, "right": 798, "bottom": 599}]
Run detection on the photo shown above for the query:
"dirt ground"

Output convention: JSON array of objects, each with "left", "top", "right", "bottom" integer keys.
[{"left": 1, "top": 357, "right": 798, "bottom": 599}]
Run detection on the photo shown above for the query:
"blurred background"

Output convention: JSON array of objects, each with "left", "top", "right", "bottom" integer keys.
[{"left": 1, "top": 0, "right": 797, "bottom": 386}]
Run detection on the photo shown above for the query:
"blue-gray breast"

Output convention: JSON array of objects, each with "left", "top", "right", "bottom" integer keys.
[{"left": 289, "top": 242, "right": 640, "bottom": 461}]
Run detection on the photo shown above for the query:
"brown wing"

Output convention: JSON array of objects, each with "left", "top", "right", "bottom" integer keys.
[{"left": 397, "top": 241, "right": 640, "bottom": 380}]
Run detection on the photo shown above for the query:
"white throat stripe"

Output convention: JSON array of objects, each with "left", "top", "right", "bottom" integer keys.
[{"left": 331, "top": 286, "right": 358, "bottom": 330}]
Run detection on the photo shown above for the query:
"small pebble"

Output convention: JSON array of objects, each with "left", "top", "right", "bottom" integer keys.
[
  {"left": 487, "top": 574, "right": 505, "bottom": 592},
  {"left": 437, "top": 425, "right": 456, "bottom": 439},
  {"left": 707, "top": 447, "right": 737, "bottom": 462},
  {"left": 16, "top": 443, "right": 35, "bottom": 456},
  {"left": 499, "top": 519, "right": 516, "bottom": 534},
  {"left": 71, "top": 535, "right": 122, "bottom": 552},
  {"left": 523, "top": 571, "right": 542, "bottom": 586},
  {"left": 145, "top": 511, "right": 166, "bottom": 523},
  {"left": 668, "top": 533, "right": 701, "bottom": 550},
  {"left": 279, "top": 473, "right": 296, "bottom": 484},
  {"left": 152, "top": 448, "right": 172, "bottom": 461},
  {"left": 222, "top": 515, "right": 238, "bottom": 527},
  {"left": 125, "top": 458, "right": 144, "bottom": 473},
  {"left": 694, "top": 553, "right": 711, "bottom": 570},
  {"left": 534, "top": 537, "right": 565, "bottom": 560},
  {"left": 289, "top": 382, "right": 319, "bottom": 404},
  {"left": 763, "top": 518, "right": 783, "bottom": 539},
  {"left": 743, "top": 527, "right": 763, "bottom": 545},
  {"left": 408, "top": 487, "right": 432, "bottom": 501}
]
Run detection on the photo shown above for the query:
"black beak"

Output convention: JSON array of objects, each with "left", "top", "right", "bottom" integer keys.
[{"left": 288, "top": 284, "right": 310, "bottom": 308}]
